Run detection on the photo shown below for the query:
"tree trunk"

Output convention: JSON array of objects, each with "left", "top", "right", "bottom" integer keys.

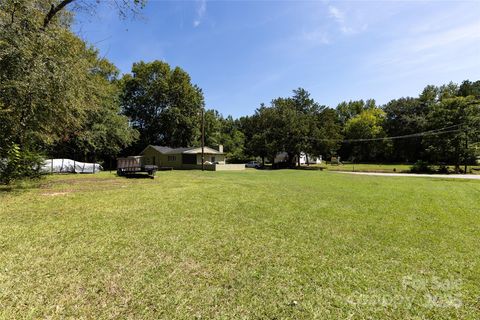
[
  {"left": 42, "top": 0, "right": 76, "bottom": 30},
  {"left": 455, "top": 144, "right": 460, "bottom": 173}
]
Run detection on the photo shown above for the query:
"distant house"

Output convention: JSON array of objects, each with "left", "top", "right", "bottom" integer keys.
[
  {"left": 140, "top": 145, "right": 226, "bottom": 170},
  {"left": 274, "top": 152, "right": 322, "bottom": 165}
]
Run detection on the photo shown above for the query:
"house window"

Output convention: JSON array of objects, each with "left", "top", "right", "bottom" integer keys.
[
  {"left": 167, "top": 155, "right": 176, "bottom": 162},
  {"left": 211, "top": 156, "right": 216, "bottom": 163}
]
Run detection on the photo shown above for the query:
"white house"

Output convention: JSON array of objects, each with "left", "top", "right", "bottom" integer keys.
[{"left": 274, "top": 152, "right": 322, "bottom": 165}]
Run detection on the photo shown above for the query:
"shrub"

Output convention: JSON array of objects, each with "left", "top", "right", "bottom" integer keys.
[
  {"left": 0, "top": 144, "right": 44, "bottom": 185},
  {"left": 437, "top": 165, "right": 450, "bottom": 174},
  {"left": 410, "top": 160, "right": 433, "bottom": 173}
]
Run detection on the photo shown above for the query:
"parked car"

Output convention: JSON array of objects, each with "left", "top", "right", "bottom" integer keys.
[{"left": 245, "top": 161, "right": 261, "bottom": 168}]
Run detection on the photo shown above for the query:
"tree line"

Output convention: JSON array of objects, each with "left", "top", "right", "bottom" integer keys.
[
  {"left": 120, "top": 61, "right": 480, "bottom": 172},
  {"left": 1, "top": 1, "right": 479, "bottom": 184}
]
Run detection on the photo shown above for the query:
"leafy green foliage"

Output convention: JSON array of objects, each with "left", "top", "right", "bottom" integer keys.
[
  {"left": 0, "top": 0, "right": 141, "bottom": 182},
  {"left": 423, "top": 96, "right": 480, "bottom": 169},
  {"left": 410, "top": 160, "right": 434, "bottom": 173},
  {"left": 336, "top": 81, "right": 480, "bottom": 166},
  {"left": 0, "top": 143, "right": 44, "bottom": 184},
  {"left": 383, "top": 97, "right": 428, "bottom": 162},
  {"left": 336, "top": 99, "right": 376, "bottom": 125},
  {"left": 51, "top": 54, "right": 138, "bottom": 160},
  {"left": 219, "top": 116, "right": 246, "bottom": 162},
  {"left": 343, "top": 107, "right": 389, "bottom": 162},
  {"left": 120, "top": 60, "right": 205, "bottom": 152},
  {"left": 458, "top": 80, "right": 480, "bottom": 98},
  {"left": 242, "top": 89, "right": 342, "bottom": 166}
]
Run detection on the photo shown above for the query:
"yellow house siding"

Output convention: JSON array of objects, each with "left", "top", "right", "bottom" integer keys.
[
  {"left": 163, "top": 154, "right": 182, "bottom": 168},
  {"left": 141, "top": 145, "right": 227, "bottom": 169},
  {"left": 142, "top": 146, "right": 183, "bottom": 168}
]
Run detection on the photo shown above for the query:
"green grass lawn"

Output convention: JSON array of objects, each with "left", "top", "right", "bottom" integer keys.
[
  {"left": 1, "top": 171, "right": 479, "bottom": 319},
  {"left": 313, "top": 163, "right": 480, "bottom": 174},
  {"left": 318, "top": 163, "right": 413, "bottom": 173}
]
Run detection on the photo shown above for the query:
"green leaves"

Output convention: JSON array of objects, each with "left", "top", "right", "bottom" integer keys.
[
  {"left": 120, "top": 60, "right": 205, "bottom": 151},
  {"left": 0, "top": 0, "right": 141, "bottom": 181},
  {"left": 0, "top": 143, "right": 44, "bottom": 184},
  {"left": 343, "top": 107, "right": 388, "bottom": 162},
  {"left": 242, "top": 88, "right": 342, "bottom": 165}
]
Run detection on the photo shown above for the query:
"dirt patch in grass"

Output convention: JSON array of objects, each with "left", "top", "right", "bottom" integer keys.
[
  {"left": 40, "top": 191, "right": 71, "bottom": 196},
  {"left": 41, "top": 178, "right": 122, "bottom": 187},
  {"left": 39, "top": 177, "right": 127, "bottom": 193}
]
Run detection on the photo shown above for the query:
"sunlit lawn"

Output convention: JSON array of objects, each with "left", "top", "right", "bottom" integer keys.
[
  {"left": 318, "top": 163, "right": 412, "bottom": 173},
  {"left": 315, "top": 163, "right": 480, "bottom": 174},
  {"left": 1, "top": 170, "right": 479, "bottom": 319}
]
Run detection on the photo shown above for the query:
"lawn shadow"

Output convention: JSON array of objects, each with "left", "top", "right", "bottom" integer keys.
[
  {"left": 121, "top": 173, "right": 155, "bottom": 179},
  {"left": 0, "top": 179, "right": 41, "bottom": 193}
]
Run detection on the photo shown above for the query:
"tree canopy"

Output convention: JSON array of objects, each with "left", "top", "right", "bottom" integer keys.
[
  {"left": 120, "top": 60, "right": 205, "bottom": 153},
  {"left": 0, "top": 0, "right": 141, "bottom": 182}
]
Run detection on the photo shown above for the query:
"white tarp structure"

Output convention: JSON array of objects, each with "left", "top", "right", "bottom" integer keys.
[{"left": 41, "top": 159, "right": 102, "bottom": 174}]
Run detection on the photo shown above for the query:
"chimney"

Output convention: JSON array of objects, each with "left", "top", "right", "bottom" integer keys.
[{"left": 218, "top": 144, "right": 223, "bottom": 153}]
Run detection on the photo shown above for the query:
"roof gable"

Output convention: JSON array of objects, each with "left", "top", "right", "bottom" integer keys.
[
  {"left": 182, "top": 147, "right": 223, "bottom": 154},
  {"left": 141, "top": 145, "right": 224, "bottom": 155}
]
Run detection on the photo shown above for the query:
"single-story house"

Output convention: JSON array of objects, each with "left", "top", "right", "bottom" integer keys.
[{"left": 140, "top": 145, "right": 226, "bottom": 170}]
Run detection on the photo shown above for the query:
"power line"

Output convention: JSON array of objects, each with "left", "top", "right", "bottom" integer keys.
[{"left": 306, "top": 123, "right": 466, "bottom": 143}]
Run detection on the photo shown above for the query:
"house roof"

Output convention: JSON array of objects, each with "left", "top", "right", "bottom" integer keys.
[{"left": 141, "top": 145, "right": 224, "bottom": 155}]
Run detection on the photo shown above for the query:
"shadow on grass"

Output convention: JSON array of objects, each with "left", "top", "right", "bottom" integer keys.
[
  {"left": 120, "top": 173, "right": 155, "bottom": 179},
  {"left": 295, "top": 166, "right": 325, "bottom": 171},
  {"left": 0, "top": 178, "right": 42, "bottom": 193}
]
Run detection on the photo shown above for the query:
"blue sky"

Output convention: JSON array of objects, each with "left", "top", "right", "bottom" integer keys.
[{"left": 74, "top": 0, "right": 480, "bottom": 118}]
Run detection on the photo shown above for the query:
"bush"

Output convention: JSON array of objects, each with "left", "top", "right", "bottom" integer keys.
[
  {"left": 0, "top": 144, "right": 44, "bottom": 185},
  {"left": 437, "top": 165, "right": 450, "bottom": 174},
  {"left": 410, "top": 160, "right": 433, "bottom": 173}
]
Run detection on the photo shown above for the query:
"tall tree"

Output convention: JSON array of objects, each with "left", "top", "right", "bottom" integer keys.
[
  {"left": 383, "top": 97, "right": 427, "bottom": 162},
  {"left": 242, "top": 104, "right": 279, "bottom": 165},
  {"left": 219, "top": 116, "right": 246, "bottom": 162},
  {"left": 458, "top": 80, "right": 480, "bottom": 98},
  {"left": 243, "top": 89, "right": 342, "bottom": 166},
  {"left": 423, "top": 96, "right": 480, "bottom": 171},
  {"left": 203, "top": 109, "right": 222, "bottom": 147},
  {"left": 343, "top": 107, "right": 389, "bottom": 162},
  {"left": 50, "top": 53, "right": 138, "bottom": 162},
  {"left": 120, "top": 60, "right": 205, "bottom": 152},
  {"left": 0, "top": 0, "right": 144, "bottom": 183},
  {"left": 336, "top": 99, "right": 375, "bottom": 125},
  {"left": 307, "top": 108, "right": 342, "bottom": 161}
]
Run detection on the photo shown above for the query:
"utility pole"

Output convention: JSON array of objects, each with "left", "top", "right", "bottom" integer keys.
[{"left": 201, "top": 107, "right": 205, "bottom": 171}]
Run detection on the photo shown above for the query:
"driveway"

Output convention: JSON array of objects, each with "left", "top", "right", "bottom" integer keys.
[{"left": 334, "top": 171, "right": 480, "bottom": 180}]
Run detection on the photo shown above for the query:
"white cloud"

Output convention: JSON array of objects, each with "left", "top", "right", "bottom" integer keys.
[
  {"left": 366, "top": 17, "right": 480, "bottom": 81},
  {"left": 328, "top": 4, "right": 366, "bottom": 35},
  {"left": 328, "top": 6, "right": 345, "bottom": 23},
  {"left": 193, "top": 0, "right": 207, "bottom": 28}
]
